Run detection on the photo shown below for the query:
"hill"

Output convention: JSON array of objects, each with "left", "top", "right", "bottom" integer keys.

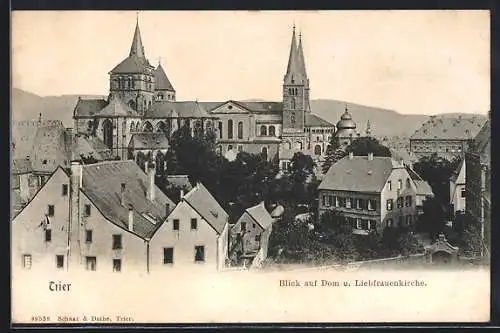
[{"left": 11, "top": 88, "right": 486, "bottom": 137}]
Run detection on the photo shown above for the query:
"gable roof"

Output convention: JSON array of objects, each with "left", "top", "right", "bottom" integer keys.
[
  {"left": 110, "top": 56, "right": 154, "bottom": 74},
  {"left": 73, "top": 98, "right": 109, "bottom": 118},
  {"left": 183, "top": 182, "right": 228, "bottom": 234},
  {"left": 236, "top": 101, "right": 283, "bottom": 114},
  {"left": 145, "top": 101, "right": 215, "bottom": 119},
  {"left": 95, "top": 96, "right": 138, "bottom": 117},
  {"left": 318, "top": 156, "right": 400, "bottom": 193},
  {"left": 245, "top": 201, "right": 274, "bottom": 230},
  {"left": 410, "top": 116, "right": 486, "bottom": 140},
  {"left": 154, "top": 64, "right": 175, "bottom": 92},
  {"left": 129, "top": 132, "right": 169, "bottom": 150},
  {"left": 81, "top": 160, "right": 175, "bottom": 240},
  {"left": 305, "top": 113, "right": 334, "bottom": 127},
  {"left": 12, "top": 120, "right": 65, "bottom": 159}
]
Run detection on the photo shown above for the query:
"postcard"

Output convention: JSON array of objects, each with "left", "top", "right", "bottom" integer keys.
[{"left": 11, "top": 10, "right": 490, "bottom": 324}]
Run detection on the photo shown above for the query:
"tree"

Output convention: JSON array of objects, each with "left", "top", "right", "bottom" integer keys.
[
  {"left": 319, "top": 210, "right": 351, "bottom": 235},
  {"left": 345, "top": 137, "right": 392, "bottom": 157},
  {"left": 322, "top": 135, "right": 345, "bottom": 173}
]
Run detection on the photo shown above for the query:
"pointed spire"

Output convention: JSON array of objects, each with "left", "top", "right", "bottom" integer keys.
[
  {"left": 285, "top": 24, "right": 299, "bottom": 79},
  {"left": 129, "top": 14, "right": 145, "bottom": 59},
  {"left": 297, "top": 30, "right": 308, "bottom": 78}
]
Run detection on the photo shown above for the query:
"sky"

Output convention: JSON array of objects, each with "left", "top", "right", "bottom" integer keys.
[{"left": 12, "top": 10, "right": 490, "bottom": 115}]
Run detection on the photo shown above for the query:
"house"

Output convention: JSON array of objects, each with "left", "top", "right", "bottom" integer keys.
[
  {"left": 409, "top": 115, "right": 486, "bottom": 160},
  {"left": 405, "top": 165, "right": 434, "bottom": 216},
  {"left": 465, "top": 117, "right": 490, "bottom": 257},
  {"left": 449, "top": 159, "right": 466, "bottom": 217},
  {"left": 318, "top": 152, "right": 420, "bottom": 234},
  {"left": 149, "top": 182, "right": 230, "bottom": 271},
  {"left": 12, "top": 160, "right": 175, "bottom": 273},
  {"left": 229, "top": 201, "right": 275, "bottom": 261}
]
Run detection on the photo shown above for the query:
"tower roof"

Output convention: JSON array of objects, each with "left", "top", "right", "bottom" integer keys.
[
  {"left": 284, "top": 25, "right": 307, "bottom": 84},
  {"left": 297, "top": 32, "right": 308, "bottom": 78},
  {"left": 129, "top": 18, "right": 145, "bottom": 59},
  {"left": 336, "top": 106, "right": 357, "bottom": 130},
  {"left": 154, "top": 63, "right": 175, "bottom": 92}
]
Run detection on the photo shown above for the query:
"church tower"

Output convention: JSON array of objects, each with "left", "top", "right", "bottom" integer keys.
[
  {"left": 282, "top": 26, "right": 310, "bottom": 134},
  {"left": 108, "top": 16, "right": 156, "bottom": 115}
]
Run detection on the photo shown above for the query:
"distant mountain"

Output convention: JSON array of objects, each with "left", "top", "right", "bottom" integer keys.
[{"left": 12, "top": 88, "right": 486, "bottom": 137}]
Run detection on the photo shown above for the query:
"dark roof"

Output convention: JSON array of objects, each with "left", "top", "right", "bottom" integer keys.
[
  {"left": 154, "top": 64, "right": 175, "bottom": 92},
  {"left": 73, "top": 98, "right": 108, "bottom": 118},
  {"left": 305, "top": 113, "right": 334, "bottom": 127},
  {"left": 110, "top": 56, "right": 154, "bottom": 74},
  {"left": 318, "top": 156, "right": 400, "bottom": 193},
  {"left": 96, "top": 96, "right": 138, "bottom": 117},
  {"left": 183, "top": 182, "right": 228, "bottom": 234},
  {"left": 198, "top": 102, "right": 226, "bottom": 112},
  {"left": 129, "top": 133, "right": 169, "bottom": 150},
  {"left": 81, "top": 160, "right": 175, "bottom": 240},
  {"left": 145, "top": 101, "right": 215, "bottom": 119},
  {"left": 12, "top": 158, "right": 32, "bottom": 175},
  {"left": 245, "top": 201, "right": 274, "bottom": 230},
  {"left": 410, "top": 116, "right": 486, "bottom": 140},
  {"left": 236, "top": 101, "right": 283, "bottom": 113},
  {"left": 472, "top": 120, "right": 490, "bottom": 165}
]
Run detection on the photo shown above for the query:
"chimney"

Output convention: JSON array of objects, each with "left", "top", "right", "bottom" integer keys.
[
  {"left": 147, "top": 162, "right": 156, "bottom": 201},
  {"left": 120, "top": 183, "right": 126, "bottom": 206},
  {"left": 70, "top": 161, "right": 83, "bottom": 189},
  {"left": 180, "top": 189, "right": 185, "bottom": 200},
  {"left": 128, "top": 205, "right": 134, "bottom": 232},
  {"left": 165, "top": 203, "right": 170, "bottom": 217},
  {"left": 368, "top": 152, "right": 373, "bottom": 161},
  {"left": 348, "top": 152, "right": 354, "bottom": 159}
]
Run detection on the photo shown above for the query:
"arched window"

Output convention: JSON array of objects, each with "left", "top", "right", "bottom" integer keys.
[
  {"left": 148, "top": 101, "right": 151, "bottom": 109},
  {"left": 291, "top": 98, "right": 296, "bottom": 109},
  {"left": 156, "top": 121, "right": 166, "bottom": 133},
  {"left": 228, "top": 145, "right": 233, "bottom": 151},
  {"left": 269, "top": 126, "right": 276, "bottom": 137},
  {"left": 261, "top": 147, "right": 268, "bottom": 160},
  {"left": 205, "top": 120, "right": 213, "bottom": 134},
  {"left": 260, "top": 125, "right": 267, "bottom": 136},
  {"left": 131, "top": 78, "right": 135, "bottom": 89},
  {"left": 158, "top": 93, "right": 164, "bottom": 100},
  {"left": 102, "top": 119, "right": 113, "bottom": 149},
  {"left": 128, "top": 100, "right": 136, "bottom": 111},
  {"left": 237, "top": 121, "right": 243, "bottom": 139},
  {"left": 194, "top": 120, "right": 203, "bottom": 137},
  {"left": 406, "top": 178, "right": 411, "bottom": 189},
  {"left": 314, "top": 145, "right": 322, "bottom": 155},
  {"left": 227, "top": 120, "right": 233, "bottom": 139},
  {"left": 142, "top": 121, "right": 153, "bottom": 132}
]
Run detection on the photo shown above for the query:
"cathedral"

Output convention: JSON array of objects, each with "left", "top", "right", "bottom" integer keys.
[{"left": 73, "top": 18, "right": 367, "bottom": 170}]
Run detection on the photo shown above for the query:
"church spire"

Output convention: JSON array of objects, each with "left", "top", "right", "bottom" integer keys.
[
  {"left": 297, "top": 31, "right": 308, "bottom": 78},
  {"left": 284, "top": 24, "right": 300, "bottom": 80},
  {"left": 129, "top": 14, "right": 145, "bottom": 58}
]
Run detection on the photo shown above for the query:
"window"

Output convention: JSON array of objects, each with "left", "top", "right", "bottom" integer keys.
[
  {"left": 23, "top": 254, "right": 32, "bottom": 269},
  {"left": 255, "top": 235, "right": 261, "bottom": 242},
  {"left": 252, "top": 223, "right": 256, "bottom": 228},
  {"left": 56, "top": 255, "right": 64, "bottom": 269},
  {"left": 368, "top": 200, "right": 376, "bottom": 211},
  {"left": 195, "top": 246, "right": 205, "bottom": 262},
  {"left": 406, "top": 215, "right": 412, "bottom": 225},
  {"left": 396, "top": 197, "right": 403, "bottom": 208},
  {"left": 356, "top": 199, "right": 362, "bottom": 210},
  {"left": 261, "top": 147, "right": 268, "bottom": 160},
  {"left": 314, "top": 145, "right": 322, "bottom": 155},
  {"left": 335, "top": 196, "right": 339, "bottom": 207},
  {"left": 173, "top": 219, "right": 179, "bottom": 231},
  {"left": 113, "top": 259, "right": 122, "bottom": 272},
  {"left": 84, "top": 204, "right": 91, "bottom": 217},
  {"left": 405, "top": 196, "right": 412, "bottom": 207},
  {"left": 163, "top": 247, "right": 174, "bottom": 264},
  {"left": 45, "top": 229, "right": 52, "bottom": 242},
  {"left": 86, "top": 256, "right": 97, "bottom": 271},
  {"left": 191, "top": 218, "right": 198, "bottom": 230},
  {"left": 328, "top": 195, "right": 334, "bottom": 207},
  {"left": 346, "top": 198, "right": 352, "bottom": 209},
  {"left": 241, "top": 222, "right": 246, "bottom": 232},
  {"left": 291, "top": 98, "right": 296, "bottom": 109},
  {"left": 85, "top": 230, "right": 93, "bottom": 243},
  {"left": 386, "top": 199, "right": 393, "bottom": 211},
  {"left": 323, "top": 195, "right": 328, "bottom": 207},
  {"left": 62, "top": 184, "right": 68, "bottom": 196},
  {"left": 406, "top": 178, "right": 411, "bottom": 189},
  {"left": 238, "top": 145, "right": 243, "bottom": 152},
  {"left": 386, "top": 219, "right": 393, "bottom": 227},
  {"left": 228, "top": 145, "right": 233, "bottom": 151},
  {"left": 361, "top": 220, "right": 369, "bottom": 230},
  {"left": 112, "top": 235, "right": 122, "bottom": 250},
  {"left": 237, "top": 121, "right": 243, "bottom": 139},
  {"left": 227, "top": 120, "right": 233, "bottom": 139},
  {"left": 461, "top": 189, "right": 466, "bottom": 198},
  {"left": 218, "top": 122, "right": 223, "bottom": 139},
  {"left": 398, "top": 179, "right": 402, "bottom": 190},
  {"left": 387, "top": 181, "right": 392, "bottom": 191},
  {"left": 47, "top": 205, "right": 55, "bottom": 217},
  {"left": 260, "top": 125, "right": 267, "bottom": 136},
  {"left": 269, "top": 126, "right": 276, "bottom": 136},
  {"left": 355, "top": 218, "right": 361, "bottom": 229}
]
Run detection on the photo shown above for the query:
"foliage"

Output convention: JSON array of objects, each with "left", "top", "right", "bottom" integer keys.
[
  {"left": 415, "top": 196, "right": 448, "bottom": 238},
  {"left": 444, "top": 212, "right": 483, "bottom": 257},
  {"left": 345, "top": 136, "right": 392, "bottom": 157},
  {"left": 322, "top": 135, "right": 346, "bottom": 173}
]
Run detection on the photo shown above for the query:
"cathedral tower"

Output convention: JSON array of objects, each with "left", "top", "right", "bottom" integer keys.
[
  {"left": 282, "top": 26, "right": 310, "bottom": 134},
  {"left": 108, "top": 17, "right": 156, "bottom": 115}
]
